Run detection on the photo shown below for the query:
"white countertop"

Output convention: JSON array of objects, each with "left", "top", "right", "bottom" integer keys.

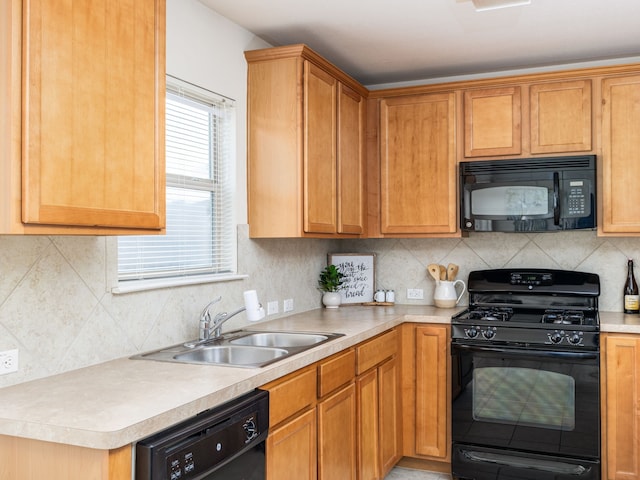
[{"left": 0, "top": 305, "right": 637, "bottom": 450}]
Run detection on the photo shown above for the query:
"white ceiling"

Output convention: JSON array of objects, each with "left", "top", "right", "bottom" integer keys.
[{"left": 199, "top": 0, "right": 640, "bottom": 87}]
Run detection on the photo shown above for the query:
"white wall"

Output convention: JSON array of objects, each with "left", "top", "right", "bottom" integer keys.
[{"left": 167, "top": 0, "right": 270, "bottom": 223}]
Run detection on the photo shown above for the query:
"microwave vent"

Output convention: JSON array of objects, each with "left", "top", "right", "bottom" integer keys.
[{"left": 461, "top": 155, "right": 595, "bottom": 175}]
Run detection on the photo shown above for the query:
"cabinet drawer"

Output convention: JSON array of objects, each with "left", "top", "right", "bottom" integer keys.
[
  {"left": 318, "top": 349, "right": 356, "bottom": 398},
  {"left": 357, "top": 329, "right": 398, "bottom": 374},
  {"left": 263, "top": 366, "right": 317, "bottom": 426}
]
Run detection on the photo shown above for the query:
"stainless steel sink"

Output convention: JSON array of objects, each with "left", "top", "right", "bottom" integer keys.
[
  {"left": 230, "top": 332, "right": 329, "bottom": 348},
  {"left": 174, "top": 345, "right": 288, "bottom": 366},
  {"left": 132, "top": 330, "right": 343, "bottom": 368}
]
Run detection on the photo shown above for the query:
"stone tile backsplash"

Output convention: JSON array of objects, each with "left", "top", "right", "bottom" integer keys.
[{"left": 0, "top": 227, "right": 637, "bottom": 387}]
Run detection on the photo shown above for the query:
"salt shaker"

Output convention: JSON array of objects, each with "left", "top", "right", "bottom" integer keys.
[{"left": 385, "top": 289, "right": 395, "bottom": 303}]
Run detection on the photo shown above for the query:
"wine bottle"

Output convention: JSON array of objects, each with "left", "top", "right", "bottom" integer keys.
[{"left": 624, "top": 258, "right": 639, "bottom": 314}]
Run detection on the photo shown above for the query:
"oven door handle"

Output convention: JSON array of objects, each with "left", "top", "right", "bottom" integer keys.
[{"left": 453, "top": 343, "right": 598, "bottom": 360}]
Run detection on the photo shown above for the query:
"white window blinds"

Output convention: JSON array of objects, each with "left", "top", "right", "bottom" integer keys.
[{"left": 118, "top": 77, "right": 236, "bottom": 282}]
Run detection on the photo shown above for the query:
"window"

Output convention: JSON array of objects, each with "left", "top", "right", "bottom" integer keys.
[{"left": 117, "top": 76, "right": 236, "bottom": 286}]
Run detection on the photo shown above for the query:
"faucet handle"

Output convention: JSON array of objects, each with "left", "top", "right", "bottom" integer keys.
[
  {"left": 199, "top": 296, "right": 222, "bottom": 340},
  {"left": 200, "top": 296, "right": 222, "bottom": 320}
]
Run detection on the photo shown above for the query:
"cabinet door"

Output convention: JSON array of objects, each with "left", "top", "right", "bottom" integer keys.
[
  {"left": 464, "top": 86, "right": 521, "bottom": 157},
  {"left": 21, "top": 0, "right": 165, "bottom": 230},
  {"left": 601, "top": 75, "right": 640, "bottom": 234},
  {"left": 304, "top": 61, "right": 337, "bottom": 234},
  {"left": 415, "top": 325, "right": 449, "bottom": 459},
  {"left": 380, "top": 92, "right": 456, "bottom": 234},
  {"left": 378, "top": 356, "right": 401, "bottom": 476},
  {"left": 317, "top": 383, "right": 357, "bottom": 480},
  {"left": 0, "top": 436, "right": 131, "bottom": 480},
  {"left": 603, "top": 334, "right": 640, "bottom": 480},
  {"left": 267, "top": 409, "right": 317, "bottom": 480},
  {"left": 357, "top": 369, "right": 380, "bottom": 480},
  {"left": 530, "top": 80, "right": 592, "bottom": 154},
  {"left": 337, "top": 83, "right": 365, "bottom": 235}
]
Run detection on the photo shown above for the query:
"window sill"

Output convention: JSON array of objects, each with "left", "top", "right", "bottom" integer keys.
[{"left": 112, "top": 273, "right": 249, "bottom": 294}]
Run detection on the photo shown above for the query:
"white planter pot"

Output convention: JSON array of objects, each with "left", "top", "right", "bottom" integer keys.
[{"left": 322, "top": 292, "right": 342, "bottom": 309}]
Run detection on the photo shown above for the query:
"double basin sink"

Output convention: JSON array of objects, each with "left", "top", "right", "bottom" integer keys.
[{"left": 133, "top": 330, "right": 344, "bottom": 368}]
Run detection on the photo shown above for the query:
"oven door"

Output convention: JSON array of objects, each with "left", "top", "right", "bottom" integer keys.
[{"left": 451, "top": 343, "right": 600, "bottom": 479}]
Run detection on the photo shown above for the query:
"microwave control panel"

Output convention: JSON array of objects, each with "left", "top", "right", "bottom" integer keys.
[{"left": 564, "top": 180, "right": 590, "bottom": 217}]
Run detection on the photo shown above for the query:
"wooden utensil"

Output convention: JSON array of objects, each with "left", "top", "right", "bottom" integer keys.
[
  {"left": 447, "top": 263, "right": 459, "bottom": 281},
  {"left": 427, "top": 264, "right": 440, "bottom": 282},
  {"left": 439, "top": 264, "right": 447, "bottom": 281}
]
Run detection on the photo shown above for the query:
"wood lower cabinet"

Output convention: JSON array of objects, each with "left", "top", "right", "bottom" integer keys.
[
  {"left": 601, "top": 74, "right": 640, "bottom": 234},
  {"left": 379, "top": 92, "right": 457, "bottom": 235},
  {"left": 245, "top": 44, "right": 366, "bottom": 238},
  {"left": 262, "top": 366, "right": 318, "bottom": 480},
  {"left": 356, "top": 329, "right": 402, "bottom": 480},
  {"left": 401, "top": 323, "right": 450, "bottom": 463},
  {"left": 0, "top": 436, "right": 130, "bottom": 480},
  {"left": 317, "top": 383, "right": 358, "bottom": 480},
  {"left": 1, "top": 0, "right": 165, "bottom": 234},
  {"left": 602, "top": 333, "right": 640, "bottom": 480},
  {"left": 266, "top": 409, "right": 317, "bottom": 480}
]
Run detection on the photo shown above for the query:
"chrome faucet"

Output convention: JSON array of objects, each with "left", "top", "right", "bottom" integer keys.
[
  {"left": 185, "top": 292, "right": 265, "bottom": 348},
  {"left": 201, "top": 305, "right": 247, "bottom": 341}
]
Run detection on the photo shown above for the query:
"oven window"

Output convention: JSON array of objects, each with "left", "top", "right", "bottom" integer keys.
[
  {"left": 471, "top": 186, "right": 549, "bottom": 216},
  {"left": 473, "top": 367, "right": 575, "bottom": 430}
]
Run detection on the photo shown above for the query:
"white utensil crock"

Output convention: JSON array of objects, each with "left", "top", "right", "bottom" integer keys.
[{"left": 434, "top": 280, "right": 466, "bottom": 308}]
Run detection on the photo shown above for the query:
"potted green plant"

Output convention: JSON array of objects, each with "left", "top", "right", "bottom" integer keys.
[{"left": 318, "top": 264, "right": 345, "bottom": 308}]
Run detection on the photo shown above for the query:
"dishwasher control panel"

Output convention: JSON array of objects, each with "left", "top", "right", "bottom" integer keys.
[{"left": 136, "top": 389, "right": 269, "bottom": 480}]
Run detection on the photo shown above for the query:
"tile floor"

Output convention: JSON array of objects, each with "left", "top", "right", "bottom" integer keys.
[{"left": 384, "top": 466, "right": 452, "bottom": 480}]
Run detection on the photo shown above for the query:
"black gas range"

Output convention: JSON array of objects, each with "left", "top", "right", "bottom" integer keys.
[
  {"left": 451, "top": 269, "right": 601, "bottom": 480},
  {"left": 452, "top": 268, "right": 600, "bottom": 351}
]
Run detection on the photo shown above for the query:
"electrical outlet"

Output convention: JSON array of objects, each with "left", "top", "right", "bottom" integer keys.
[
  {"left": 283, "top": 298, "right": 294, "bottom": 312},
  {"left": 407, "top": 288, "right": 424, "bottom": 300},
  {"left": 0, "top": 349, "right": 18, "bottom": 375},
  {"left": 267, "top": 301, "right": 279, "bottom": 315}
]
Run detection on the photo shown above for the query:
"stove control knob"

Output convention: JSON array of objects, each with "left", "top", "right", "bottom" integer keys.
[
  {"left": 483, "top": 329, "right": 496, "bottom": 339},
  {"left": 549, "top": 331, "right": 563, "bottom": 344},
  {"left": 465, "top": 327, "right": 478, "bottom": 339},
  {"left": 568, "top": 333, "right": 582, "bottom": 345}
]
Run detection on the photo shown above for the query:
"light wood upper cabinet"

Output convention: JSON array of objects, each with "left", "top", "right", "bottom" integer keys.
[
  {"left": 464, "top": 80, "right": 592, "bottom": 158},
  {"left": 530, "top": 80, "right": 592, "bottom": 154},
  {"left": 379, "top": 92, "right": 457, "bottom": 235},
  {"left": 337, "top": 83, "right": 366, "bottom": 235},
  {"left": 246, "top": 45, "right": 366, "bottom": 238},
  {"left": 601, "top": 74, "right": 640, "bottom": 234},
  {"left": 304, "top": 62, "right": 337, "bottom": 234},
  {"left": 1, "top": 0, "right": 165, "bottom": 234},
  {"left": 464, "top": 86, "right": 522, "bottom": 157},
  {"left": 602, "top": 334, "right": 640, "bottom": 480}
]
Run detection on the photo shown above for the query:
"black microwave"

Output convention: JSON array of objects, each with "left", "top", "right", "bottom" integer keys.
[{"left": 460, "top": 155, "right": 596, "bottom": 232}]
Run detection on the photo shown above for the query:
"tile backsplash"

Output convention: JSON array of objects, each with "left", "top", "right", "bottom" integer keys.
[{"left": 0, "top": 227, "right": 637, "bottom": 387}]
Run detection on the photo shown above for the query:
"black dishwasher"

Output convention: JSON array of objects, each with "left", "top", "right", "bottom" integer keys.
[{"left": 136, "top": 389, "right": 269, "bottom": 480}]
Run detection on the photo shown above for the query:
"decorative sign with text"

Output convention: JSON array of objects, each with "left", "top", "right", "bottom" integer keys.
[{"left": 328, "top": 253, "right": 375, "bottom": 304}]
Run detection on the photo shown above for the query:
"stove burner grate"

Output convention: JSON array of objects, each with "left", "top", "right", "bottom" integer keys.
[
  {"left": 467, "top": 307, "right": 513, "bottom": 322},
  {"left": 541, "top": 310, "right": 586, "bottom": 325}
]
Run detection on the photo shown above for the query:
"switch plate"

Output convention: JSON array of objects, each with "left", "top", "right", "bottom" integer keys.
[
  {"left": 283, "top": 298, "right": 294, "bottom": 312},
  {"left": 407, "top": 288, "right": 424, "bottom": 300},
  {"left": 0, "top": 349, "right": 18, "bottom": 375},
  {"left": 267, "top": 301, "right": 279, "bottom": 315}
]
